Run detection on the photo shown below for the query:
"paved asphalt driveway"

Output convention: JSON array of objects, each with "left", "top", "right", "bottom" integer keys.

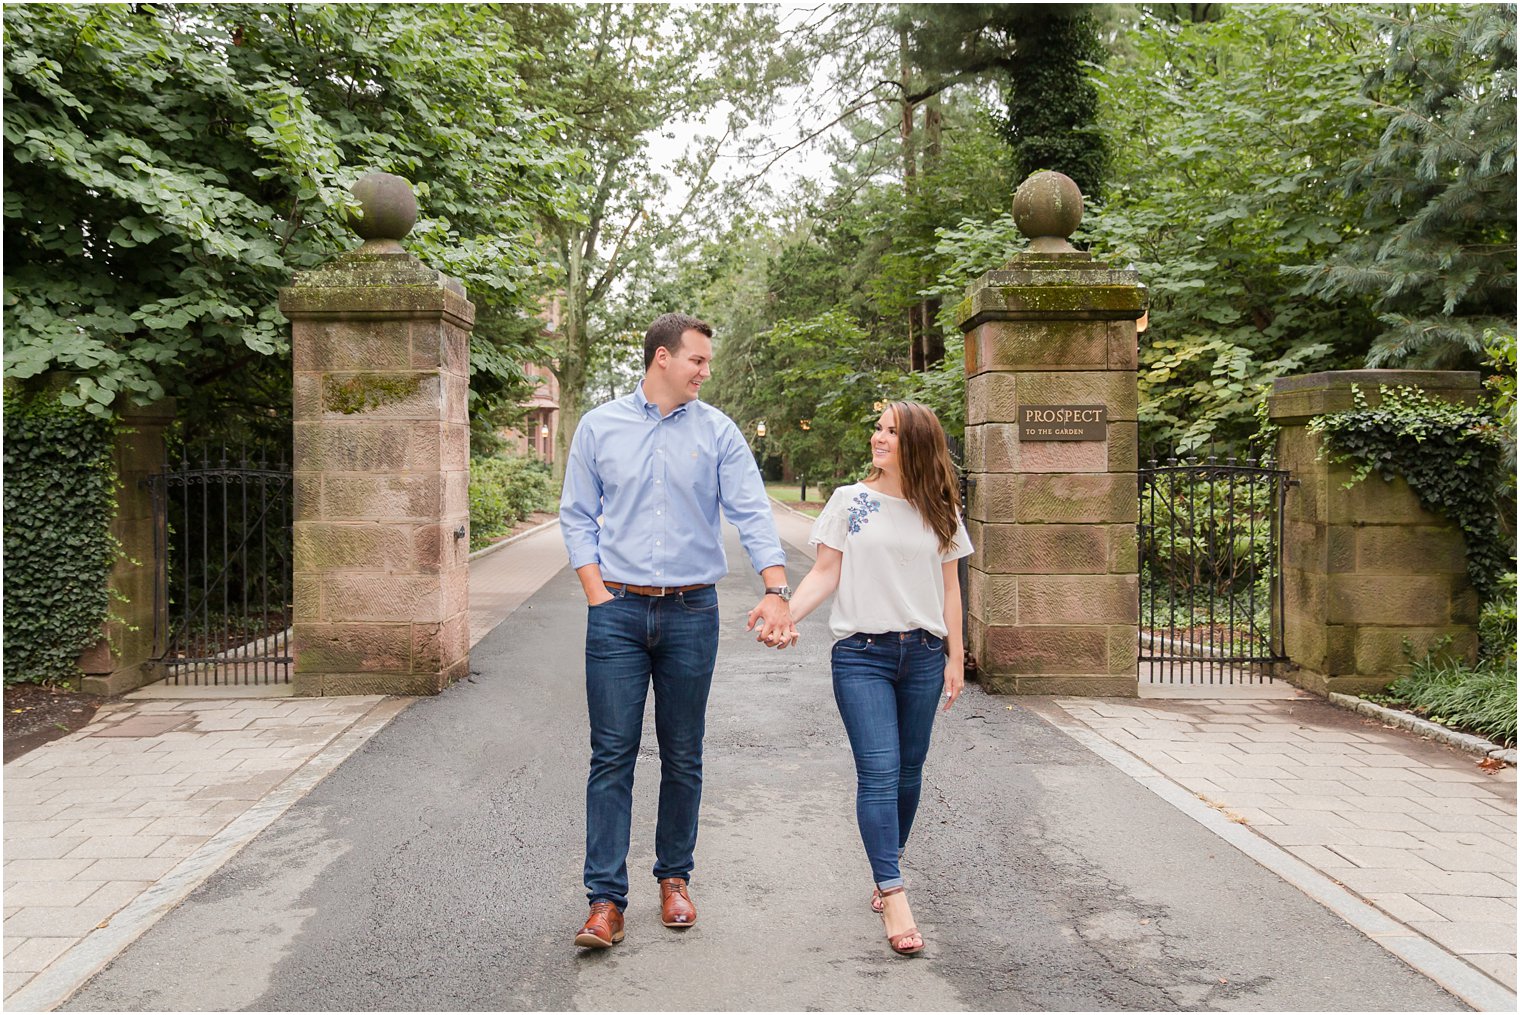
[{"left": 66, "top": 530, "right": 1464, "bottom": 1011}]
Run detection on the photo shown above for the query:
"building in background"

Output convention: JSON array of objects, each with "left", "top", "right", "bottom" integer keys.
[
  {"left": 498, "top": 362, "right": 559, "bottom": 464},
  {"left": 498, "top": 295, "right": 561, "bottom": 464}
]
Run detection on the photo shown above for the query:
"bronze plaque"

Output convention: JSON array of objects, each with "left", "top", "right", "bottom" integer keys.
[{"left": 1019, "top": 404, "right": 1107, "bottom": 441}]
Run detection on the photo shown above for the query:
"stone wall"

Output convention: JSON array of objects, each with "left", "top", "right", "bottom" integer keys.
[{"left": 1269, "top": 370, "right": 1483, "bottom": 694}]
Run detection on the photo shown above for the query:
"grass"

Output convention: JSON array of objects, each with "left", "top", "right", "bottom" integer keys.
[
  {"left": 1365, "top": 648, "right": 1518, "bottom": 748},
  {"left": 765, "top": 481, "right": 823, "bottom": 517}
]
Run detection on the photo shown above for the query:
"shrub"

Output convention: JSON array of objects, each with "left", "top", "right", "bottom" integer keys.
[
  {"left": 1376, "top": 641, "right": 1517, "bottom": 749},
  {"left": 1479, "top": 575, "right": 1517, "bottom": 663},
  {"left": 468, "top": 454, "right": 557, "bottom": 551},
  {"left": 3, "top": 390, "right": 118, "bottom": 685}
]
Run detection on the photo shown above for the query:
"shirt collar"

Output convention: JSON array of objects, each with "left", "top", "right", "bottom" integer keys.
[{"left": 633, "top": 382, "right": 694, "bottom": 421}]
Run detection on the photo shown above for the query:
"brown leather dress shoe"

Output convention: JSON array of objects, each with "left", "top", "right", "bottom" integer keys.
[
  {"left": 574, "top": 901, "right": 624, "bottom": 948},
  {"left": 659, "top": 877, "right": 697, "bottom": 928}
]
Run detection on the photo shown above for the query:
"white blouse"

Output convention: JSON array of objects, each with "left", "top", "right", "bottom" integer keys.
[{"left": 808, "top": 482, "right": 973, "bottom": 642}]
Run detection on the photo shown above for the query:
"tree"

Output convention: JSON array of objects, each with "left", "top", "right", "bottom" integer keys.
[
  {"left": 713, "top": 308, "right": 901, "bottom": 491},
  {"left": 895, "top": 4, "right": 1109, "bottom": 199},
  {"left": 3, "top": 4, "right": 575, "bottom": 437},
  {"left": 781, "top": 4, "right": 1106, "bottom": 371},
  {"left": 932, "top": 6, "right": 1400, "bottom": 456},
  {"left": 1287, "top": 4, "right": 1517, "bottom": 368},
  {"left": 499, "top": 4, "right": 806, "bottom": 476},
  {"left": 689, "top": 90, "right": 1009, "bottom": 480}
]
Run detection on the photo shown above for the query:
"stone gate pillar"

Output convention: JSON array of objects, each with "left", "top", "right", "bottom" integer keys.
[
  {"left": 1268, "top": 370, "right": 1482, "bottom": 694},
  {"left": 79, "top": 398, "right": 176, "bottom": 695},
  {"left": 957, "top": 172, "right": 1146, "bottom": 695},
  {"left": 279, "top": 173, "right": 473, "bottom": 696}
]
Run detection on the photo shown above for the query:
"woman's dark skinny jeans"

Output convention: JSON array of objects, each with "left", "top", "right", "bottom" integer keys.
[{"left": 831, "top": 628, "right": 945, "bottom": 891}]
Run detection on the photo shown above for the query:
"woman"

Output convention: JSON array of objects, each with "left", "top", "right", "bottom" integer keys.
[{"left": 787, "top": 401, "right": 972, "bottom": 956}]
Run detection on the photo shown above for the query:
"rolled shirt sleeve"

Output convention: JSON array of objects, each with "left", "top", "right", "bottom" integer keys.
[
  {"left": 714, "top": 419, "right": 788, "bottom": 575},
  {"left": 558, "top": 419, "right": 603, "bottom": 570}
]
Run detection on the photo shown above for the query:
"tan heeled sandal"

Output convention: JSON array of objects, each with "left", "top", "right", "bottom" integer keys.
[
  {"left": 878, "top": 886, "right": 924, "bottom": 956},
  {"left": 871, "top": 887, "right": 884, "bottom": 914}
]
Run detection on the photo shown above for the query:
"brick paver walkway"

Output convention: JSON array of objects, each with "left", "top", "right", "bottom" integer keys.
[
  {"left": 2, "top": 695, "right": 398, "bottom": 1004},
  {"left": 468, "top": 520, "right": 567, "bottom": 646},
  {"left": 1049, "top": 694, "right": 1518, "bottom": 998}
]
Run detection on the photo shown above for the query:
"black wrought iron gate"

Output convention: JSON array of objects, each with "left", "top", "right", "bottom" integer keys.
[
  {"left": 1138, "top": 456, "right": 1291, "bottom": 684},
  {"left": 148, "top": 445, "right": 293, "bottom": 685}
]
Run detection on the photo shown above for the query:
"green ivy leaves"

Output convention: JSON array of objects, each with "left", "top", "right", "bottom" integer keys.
[
  {"left": 2, "top": 3, "right": 578, "bottom": 428},
  {"left": 2, "top": 392, "right": 118, "bottom": 685},
  {"left": 1309, "top": 383, "right": 1514, "bottom": 602}
]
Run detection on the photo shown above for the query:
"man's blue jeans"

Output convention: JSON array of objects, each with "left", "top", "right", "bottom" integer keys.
[
  {"left": 583, "top": 584, "right": 720, "bottom": 910},
  {"left": 830, "top": 629, "right": 946, "bottom": 890}
]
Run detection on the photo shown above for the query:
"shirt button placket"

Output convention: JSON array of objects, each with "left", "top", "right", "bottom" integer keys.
[{"left": 654, "top": 429, "right": 666, "bottom": 581}]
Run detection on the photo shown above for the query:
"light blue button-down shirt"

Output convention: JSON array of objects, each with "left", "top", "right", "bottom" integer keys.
[{"left": 559, "top": 383, "right": 787, "bottom": 586}]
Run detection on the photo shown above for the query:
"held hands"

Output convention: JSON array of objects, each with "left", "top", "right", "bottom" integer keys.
[
  {"left": 769, "top": 621, "right": 800, "bottom": 649},
  {"left": 747, "top": 595, "right": 798, "bottom": 650}
]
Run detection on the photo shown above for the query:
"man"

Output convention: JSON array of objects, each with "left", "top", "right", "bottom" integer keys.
[{"left": 559, "top": 312, "right": 795, "bottom": 949}]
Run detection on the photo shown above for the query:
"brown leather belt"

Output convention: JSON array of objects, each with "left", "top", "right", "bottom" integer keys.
[{"left": 603, "top": 581, "right": 712, "bottom": 597}]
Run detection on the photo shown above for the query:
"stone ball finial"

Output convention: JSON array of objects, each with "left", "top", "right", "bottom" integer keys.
[
  {"left": 349, "top": 172, "right": 417, "bottom": 249},
  {"left": 1013, "top": 171, "right": 1083, "bottom": 253}
]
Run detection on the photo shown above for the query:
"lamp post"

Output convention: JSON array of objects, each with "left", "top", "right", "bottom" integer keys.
[
  {"left": 798, "top": 419, "right": 811, "bottom": 501},
  {"left": 754, "top": 420, "right": 767, "bottom": 480}
]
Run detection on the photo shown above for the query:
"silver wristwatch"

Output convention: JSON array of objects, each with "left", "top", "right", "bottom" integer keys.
[{"left": 764, "top": 585, "right": 793, "bottom": 602}]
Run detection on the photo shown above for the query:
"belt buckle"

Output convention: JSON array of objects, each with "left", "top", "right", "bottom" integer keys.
[{"left": 655, "top": 586, "right": 671, "bottom": 597}]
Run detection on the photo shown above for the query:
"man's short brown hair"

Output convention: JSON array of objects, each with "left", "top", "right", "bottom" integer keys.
[{"left": 644, "top": 313, "right": 713, "bottom": 369}]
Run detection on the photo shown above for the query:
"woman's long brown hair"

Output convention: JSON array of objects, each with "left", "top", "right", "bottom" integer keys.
[{"left": 865, "top": 401, "right": 961, "bottom": 553}]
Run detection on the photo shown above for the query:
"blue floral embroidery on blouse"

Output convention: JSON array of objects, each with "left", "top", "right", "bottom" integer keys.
[{"left": 846, "top": 491, "right": 881, "bottom": 534}]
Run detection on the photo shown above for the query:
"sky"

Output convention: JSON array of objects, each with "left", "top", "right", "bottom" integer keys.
[{"left": 641, "top": 6, "right": 847, "bottom": 222}]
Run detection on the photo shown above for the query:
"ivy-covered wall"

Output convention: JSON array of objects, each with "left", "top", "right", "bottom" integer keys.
[
  {"left": 1268, "top": 369, "right": 1501, "bottom": 694},
  {"left": 1308, "top": 383, "right": 1513, "bottom": 602},
  {"left": 3, "top": 390, "right": 118, "bottom": 685}
]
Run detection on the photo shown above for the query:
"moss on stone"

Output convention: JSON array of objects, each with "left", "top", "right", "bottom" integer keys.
[
  {"left": 323, "top": 374, "right": 423, "bottom": 415},
  {"left": 957, "top": 284, "right": 1146, "bottom": 331}
]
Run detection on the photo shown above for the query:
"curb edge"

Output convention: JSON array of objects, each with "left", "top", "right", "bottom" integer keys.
[
  {"left": 1327, "top": 692, "right": 1516, "bottom": 766},
  {"left": 468, "top": 516, "right": 560, "bottom": 562},
  {"left": 1029, "top": 698, "right": 1519, "bottom": 1013}
]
